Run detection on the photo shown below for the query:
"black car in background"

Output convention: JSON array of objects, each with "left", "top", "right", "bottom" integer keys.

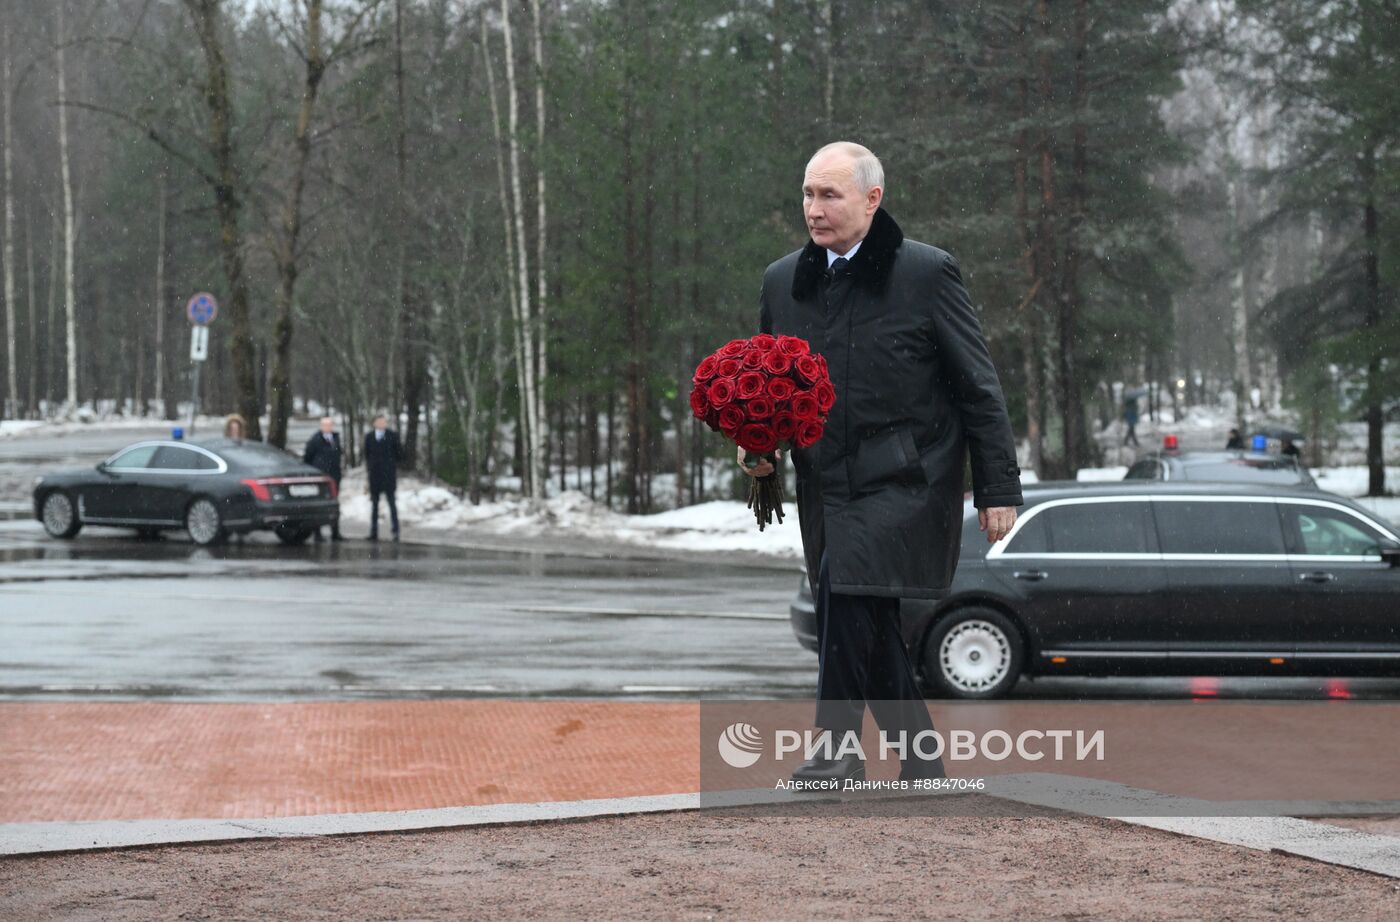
[
  {"left": 788, "top": 481, "right": 1400, "bottom": 698},
  {"left": 33, "top": 437, "right": 339, "bottom": 546},
  {"left": 1124, "top": 448, "right": 1317, "bottom": 488}
]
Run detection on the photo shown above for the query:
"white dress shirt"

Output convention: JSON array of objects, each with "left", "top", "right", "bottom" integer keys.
[{"left": 826, "top": 238, "right": 863, "bottom": 267}]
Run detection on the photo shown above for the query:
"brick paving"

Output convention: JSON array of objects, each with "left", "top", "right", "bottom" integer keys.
[{"left": 0, "top": 701, "right": 698, "bottom": 822}]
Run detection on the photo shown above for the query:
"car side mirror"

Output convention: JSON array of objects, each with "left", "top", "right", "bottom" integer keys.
[
  {"left": 95, "top": 461, "right": 108, "bottom": 473},
  {"left": 1377, "top": 539, "right": 1400, "bottom": 568}
]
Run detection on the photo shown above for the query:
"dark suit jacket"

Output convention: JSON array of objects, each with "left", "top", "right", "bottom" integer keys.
[
  {"left": 364, "top": 429, "right": 402, "bottom": 492},
  {"left": 302, "top": 431, "right": 343, "bottom": 482},
  {"left": 759, "top": 207, "right": 1023, "bottom": 600}
]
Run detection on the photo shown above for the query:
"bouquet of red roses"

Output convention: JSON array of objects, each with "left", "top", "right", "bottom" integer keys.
[{"left": 690, "top": 334, "right": 835, "bottom": 530}]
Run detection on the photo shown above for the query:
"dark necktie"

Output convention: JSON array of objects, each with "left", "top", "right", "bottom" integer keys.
[{"left": 826, "top": 256, "right": 849, "bottom": 284}]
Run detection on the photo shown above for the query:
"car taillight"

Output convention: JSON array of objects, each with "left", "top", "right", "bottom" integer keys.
[
  {"left": 241, "top": 478, "right": 272, "bottom": 501},
  {"left": 326, "top": 478, "right": 338, "bottom": 499}
]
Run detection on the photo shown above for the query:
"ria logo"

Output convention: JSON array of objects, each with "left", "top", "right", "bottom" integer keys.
[{"left": 717, "top": 722, "right": 764, "bottom": 768}]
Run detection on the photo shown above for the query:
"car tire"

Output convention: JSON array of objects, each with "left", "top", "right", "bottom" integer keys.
[
  {"left": 185, "top": 497, "right": 225, "bottom": 546},
  {"left": 40, "top": 490, "right": 82, "bottom": 539},
  {"left": 922, "top": 606, "right": 1024, "bottom": 700},
  {"left": 275, "top": 525, "right": 314, "bottom": 546}
]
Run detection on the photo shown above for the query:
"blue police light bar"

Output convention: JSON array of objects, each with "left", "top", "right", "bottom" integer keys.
[
  {"left": 1251, "top": 433, "right": 1267, "bottom": 452},
  {"left": 172, "top": 427, "right": 184, "bottom": 440}
]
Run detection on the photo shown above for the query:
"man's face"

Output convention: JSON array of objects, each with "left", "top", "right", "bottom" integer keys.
[
  {"left": 374, "top": 418, "right": 386, "bottom": 432},
  {"left": 802, "top": 152, "right": 881, "bottom": 255},
  {"left": 320, "top": 417, "right": 334, "bottom": 435}
]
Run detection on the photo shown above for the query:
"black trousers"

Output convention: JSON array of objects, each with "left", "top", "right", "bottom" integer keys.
[
  {"left": 814, "top": 546, "right": 945, "bottom": 778},
  {"left": 370, "top": 487, "right": 399, "bottom": 536}
]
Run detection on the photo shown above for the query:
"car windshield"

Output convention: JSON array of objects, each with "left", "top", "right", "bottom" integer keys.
[
  {"left": 202, "top": 441, "right": 301, "bottom": 472},
  {"left": 1180, "top": 461, "right": 1305, "bottom": 484}
]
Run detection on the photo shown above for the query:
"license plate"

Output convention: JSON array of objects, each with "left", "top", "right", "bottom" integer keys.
[{"left": 288, "top": 483, "right": 320, "bottom": 498}]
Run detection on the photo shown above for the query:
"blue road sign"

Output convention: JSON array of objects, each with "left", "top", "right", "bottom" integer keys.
[{"left": 186, "top": 292, "right": 219, "bottom": 325}]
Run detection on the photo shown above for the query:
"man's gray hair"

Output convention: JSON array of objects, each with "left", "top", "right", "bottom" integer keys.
[{"left": 807, "top": 141, "right": 885, "bottom": 194}]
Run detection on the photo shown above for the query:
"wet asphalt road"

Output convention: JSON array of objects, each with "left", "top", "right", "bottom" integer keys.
[{"left": 4, "top": 424, "right": 1400, "bottom": 702}]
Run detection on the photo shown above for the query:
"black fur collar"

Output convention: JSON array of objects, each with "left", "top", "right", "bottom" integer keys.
[{"left": 792, "top": 206, "right": 904, "bottom": 301}]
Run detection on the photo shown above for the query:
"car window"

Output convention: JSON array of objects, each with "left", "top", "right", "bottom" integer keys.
[
  {"left": 148, "top": 445, "right": 216, "bottom": 470},
  {"left": 1154, "top": 500, "right": 1286, "bottom": 555},
  {"left": 1179, "top": 461, "right": 1306, "bottom": 485},
  {"left": 1039, "top": 501, "right": 1154, "bottom": 553},
  {"left": 1125, "top": 461, "right": 1160, "bottom": 480},
  {"left": 1004, "top": 510, "right": 1049, "bottom": 554},
  {"left": 207, "top": 442, "right": 297, "bottom": 472},
  {"left": 107, "top": 445, "right": 158, "bottom": 469},
  {"left": 1282, "top": 504, "right": 1387, "bottom": 557}
]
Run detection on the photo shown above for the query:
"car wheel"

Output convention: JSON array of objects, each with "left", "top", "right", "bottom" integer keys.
[
  {"left": 40, "top": 490, "right": 82, "bottom": 539},
  {"left": 274, "top": 524, "right": 314, "bottom": 546},
  {"left": 185, "top": 497, "right": 225, "bottom": 546},
  {"left": 923, "top": 607, "right": 1024, "bottom": 699}
]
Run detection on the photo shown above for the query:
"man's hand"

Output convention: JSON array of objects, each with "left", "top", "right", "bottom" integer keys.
[
  {"left": 737, "top": 446, "right": 783, "bottom": 477},
  {"left": 978, "top": 506, "right": 1017, "bottom": 543}
]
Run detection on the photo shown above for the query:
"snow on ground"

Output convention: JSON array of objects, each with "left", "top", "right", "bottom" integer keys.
[{"left": 336, "top": 470, "right": 806, "bottom": 558}]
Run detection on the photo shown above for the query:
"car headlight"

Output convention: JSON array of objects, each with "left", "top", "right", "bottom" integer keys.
[{"left": 33, "top": 476, "right": 44, "bottom": 487}]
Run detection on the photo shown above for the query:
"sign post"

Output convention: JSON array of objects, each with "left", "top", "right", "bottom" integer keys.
[{"left": 185, "top": 292, "right": 218, "bottom": 435}]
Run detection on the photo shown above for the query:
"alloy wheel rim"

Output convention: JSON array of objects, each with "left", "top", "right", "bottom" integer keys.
[
  {"left": 940, "top": 620, "right": 1011, "bottom": 692},
  {"left": 187, "top": 500, "right": 220, "bottom": 544},
  {"left": 42, "top": 494, "right": 74, "bottom": 535}
]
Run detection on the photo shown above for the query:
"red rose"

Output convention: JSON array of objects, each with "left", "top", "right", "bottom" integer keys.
[
  {"left": 794, "top": 354, "right": 822, "bottom": 386},
  {"left": 747, "top": 396, "right": 775, "bottom": 420},
  {"left": 718, "top": 404, "right": 745, "bottom": 436},
  {"left": 741, "top": 348, "right": 766, "bottom": 370},
  {"left": 762, "top": 349, "right": 793, "bottom": 375},
  {"left": 772, "top": 412, "right": 799, "bottom": 442},
  {"left": 707, "top": 376, "right": 737, "bottom": 408},
  {"left": 791, "top": 391, "right": 820, "bottom": 421},
  {"left": 738, "top": 422, "right": 778, "bottom": 454},
  {"left": 776, "top": 335, "right": 810, "bottom": 357},
  {"left": 689, "top": 384, "right": 709, "bottom": 419},
  {"left": 815, "top": 352, "right": 828, "bottom": 372},
  {"left": 719, "top": 339, "right": 749, "bottom": 357},
  {"left": 795, "top": 420, "right": 825, "bottom": 448},
  {"left": 752, "top": 334, "right": 777, "bottom": 350},
  {"left": 717, "top": 357, "right": 743, "bottom": 379},
  {"left": 693, "top": 355, "right": 719, "bottom": 383},
  {"left": 766, "top": 377, "right": 796, "bottom": 401},
  {"left": 735, "top": 371, "right": 765, "bottom": 400},
  {"left": 814, "top": 381, "right": 835, "bottom": 413}
]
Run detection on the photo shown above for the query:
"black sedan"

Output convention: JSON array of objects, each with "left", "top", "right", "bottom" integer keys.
[
  {"left": 33, "top": 437, "right": 339, "bottom": 546},
  {"left": 1124, "top": 447, "right": 1317, "bottom": 488},
  {"left": 789, "top": 480, "right": 1400, "bottom": 698}
]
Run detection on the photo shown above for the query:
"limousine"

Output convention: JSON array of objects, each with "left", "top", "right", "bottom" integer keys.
[{"left": 788, "top": 481, "right": 1400, "bottom": 698}]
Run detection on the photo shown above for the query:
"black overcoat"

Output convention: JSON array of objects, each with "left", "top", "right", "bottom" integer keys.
[
  {"left": 759, "top": 207, "right": 1023, "bottom": 600},
  {"left": 363, "top": 429, "right": 402, "bottom": 493},
  {"left": 302, "top": 431, "right": 344, "bottom": 483}
]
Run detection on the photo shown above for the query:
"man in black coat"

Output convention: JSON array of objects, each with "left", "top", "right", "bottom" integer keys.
[
  {"left": 746, "top": 141, "right": 1024, "bottom": 784},
  {"left": 302, "top": 416, "right": 344, "bottom": 542},
  {"left": 363, "top": 414, "right": 403, "bottom": 542}
]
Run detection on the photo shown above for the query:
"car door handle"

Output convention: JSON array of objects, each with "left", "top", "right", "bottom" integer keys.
[
  {"left": 1013, "top": 570, "right": 1048, "bottom": 581},
  {"left": 1298, "top": 571, "right": 1335, "bottom": 583}
]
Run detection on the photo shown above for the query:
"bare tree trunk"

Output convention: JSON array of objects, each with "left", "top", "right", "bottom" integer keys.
[
  {"left": 1360, "top": 145, "right": 1384, "bottom": 496},
  {"left": 45, "top": 210, "right": 56, "bottom": 412},
  {"left": 268, "top": 0, "right": 329, "bottom": 448},
  {"left": 481, "top": 13, "right": 528, "bottom": 502},
  {"left": 1013, "top": 28, "right": 1042, "bottom": 478},
  {"left": 25, "top": 206, "right": 35, "bottom": 415},
  {"left": 56, "top": 2, "right": 79, "bottom": 412},
  {"left": 822, "top": 0, "right": 835, "bottom": 129},
  {"left": 2, "top": 22, "right": 15, "bottom": 417},
  {"left": 153, "top": 173, "right": 166, "bottom": 415},
  {"left": 183, "top": 0, "right": 260, "bottom": 437},
  {"left": 529, "top": 0, "right": 548, "bottom": 493},
  {"left": 499, "top": 0, "right": 541, "bottom": 504}
]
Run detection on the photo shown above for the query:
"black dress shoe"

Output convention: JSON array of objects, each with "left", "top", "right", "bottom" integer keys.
[
  {"left": 331, "top": 531, "right": 343, "bottom": 542},
  {"left": 790, "top": 752, "right": 865, "bottom": 786},
  {"left": 367, "top": 533, "right": 378, "bottom": 542},
  {"left": 899, "top": 753, "right": 948, "bottom": 783}
]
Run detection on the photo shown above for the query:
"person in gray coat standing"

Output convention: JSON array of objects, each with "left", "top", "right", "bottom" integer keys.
[{"left": 744, "top": 141, "right": 1024, "bottom": 784}]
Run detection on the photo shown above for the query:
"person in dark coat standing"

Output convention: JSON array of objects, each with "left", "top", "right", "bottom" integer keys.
[
  {"left": 745, "top": 141, "right": 1023, "bottom": 784},
  {"left": 302, "top": 416, "right": 344, "bottom": 542},
  {"left": 363, "top": 414, "right": 403, "bottom": 541}
]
